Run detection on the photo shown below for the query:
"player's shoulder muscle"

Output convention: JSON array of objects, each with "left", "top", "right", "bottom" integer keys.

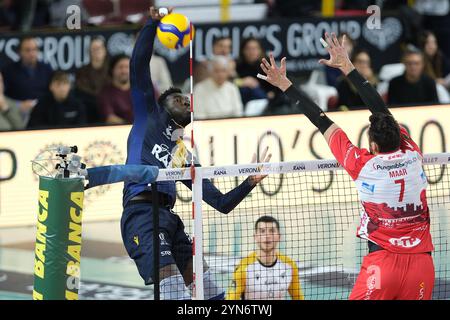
[
  {"left": 399, "top": 125, "right": 422, "bottom": 155},
  {"left": 328, "top": 128, "right": 374, "bottom": 180}
]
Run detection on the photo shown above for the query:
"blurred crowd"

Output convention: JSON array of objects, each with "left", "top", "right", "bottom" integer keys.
[{"left": 1, "top": 0, "right": 450, "bottom": 131}]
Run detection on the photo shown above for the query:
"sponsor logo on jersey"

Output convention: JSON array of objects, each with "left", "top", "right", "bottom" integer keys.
[
  {"left": 163, "top": 124, "right": 173, "bottom": 140},
  {"left": 420, "top": 171, "right": 427, "bottom": 183},
  {"left": 372, "top": 157, "right": 418, "bottom": 171},
  {"left": 361, "top": 182, "right": 375, "bottom": 194},
  {"left": 152, "top": 143, "right": 171, "bottom": 167},
  {"left": 161, "top": 251, "right": 172, "bottom": 257},
  {"left": 159, "top": 233, "right": 169, "bottom": 246},
  {"left": 133, "top": 236, "right": 139, "bottom": 246},
  {"left": 387, "top": 153, "right": 402, "bottom": 160},
  {"left": 389, "top": 236, "right": 421, "bottom": 248}
]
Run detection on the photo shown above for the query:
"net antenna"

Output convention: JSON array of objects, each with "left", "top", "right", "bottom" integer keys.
[
  {"left": 189, "top": 20, "right": 205, "bottom": 300},
  {"left": 31, "top": 145, "right": 87, "bottom": 178}
]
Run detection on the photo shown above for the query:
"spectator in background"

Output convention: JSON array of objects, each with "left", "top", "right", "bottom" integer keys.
[
  {"left": 418, "top": 30, "right": 450, "bottom": 89},
  {"left": 150, "top": 54, "right": 173, "bottom": 94},
  {"left": 75, "top": 37, "right": 109, "bottom": 124},
  {"left": 194, "top": 56, "right": 243, "bottom": 120},
  {"left": 336, "top": 49, "right": 378, "bottom": 110},
  {"left": 235, "top": 37, "right": 268, "bottom": 106},
  {"left": 388, "top": 49, "right": 439, "bottom": 106},
  {"left": 182, "top": 59, "right": 210, "bottom": 94},
  {"left": 97, "top": 54, "right": 133, "bottom": 124},
  {"left": 1, "top": 36, "right": 53, "bottom": 124},
  {"left": 27, "top": 71, "right": 86, "bottom": 129},
  {"left": 326, "top": 33, "right": 354, "bottom": 87},
  {"left": 212, "top": 36, "right": 236, "bottom": 78},
  {"left": 0, "top": 72, "right": 24, "bottom": 131}
]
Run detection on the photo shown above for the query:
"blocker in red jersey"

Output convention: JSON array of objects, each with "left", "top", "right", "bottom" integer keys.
[{"left": 259, "top": 32, "right": 435, "bottom": 300}]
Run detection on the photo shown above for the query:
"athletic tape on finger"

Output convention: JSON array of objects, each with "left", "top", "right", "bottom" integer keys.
[
  {"left": 320, "top": 38, "right": 328, "bottom": 48},
  {"left": 257, "top": 73, "right": 267, "bottom": 80}
]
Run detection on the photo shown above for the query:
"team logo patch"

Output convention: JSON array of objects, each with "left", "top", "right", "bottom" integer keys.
[
  {"left": 361, "top": 182, "right": 375, "bottom": 194},
  {"left": 389, "top": 236, "right": 421, "bottom": 248}
]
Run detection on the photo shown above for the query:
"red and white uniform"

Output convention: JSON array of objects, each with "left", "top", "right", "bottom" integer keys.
[
  {"left": 328, "top": 126, "right": 435, "bottom": 299},
  {"left": 328, "top": 126, "right": 433, "bottom": 253}
]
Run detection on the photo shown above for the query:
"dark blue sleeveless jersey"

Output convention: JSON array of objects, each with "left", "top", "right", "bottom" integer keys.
[{"left": 123, "top": 18, "right": 256, "bottom": 213}]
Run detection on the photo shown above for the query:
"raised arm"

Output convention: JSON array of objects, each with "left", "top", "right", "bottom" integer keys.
[
  {"left": 130, "top": 7, "right": 171, "bottom": 114},
  {"left": 182, "top": 148, "right": 272, "bottom": 214},
  {"left": 319, "top": 32, "right": 391, "bottom": 116},
  {"left": 259, "top": 53, "right": 338, "bottom": 143}
]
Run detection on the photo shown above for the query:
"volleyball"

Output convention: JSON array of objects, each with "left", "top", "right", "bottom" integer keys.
[{"left": 157, "top": 13, "right": 195, "bottom": 50}]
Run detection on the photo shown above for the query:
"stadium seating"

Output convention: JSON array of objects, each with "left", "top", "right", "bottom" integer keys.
[
  {"left": 155, "top": 0, "right": 268, "bottom": 23},
  {"left": 300, "top": 68, "right": 338, "bottom": 111}
]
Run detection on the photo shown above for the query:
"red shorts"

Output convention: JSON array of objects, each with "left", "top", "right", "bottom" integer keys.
[{"left": 349, "top": 250, "right": 435, "bottom": 300}]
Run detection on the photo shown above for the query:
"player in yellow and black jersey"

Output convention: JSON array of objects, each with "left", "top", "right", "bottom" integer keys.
[{"left": 226, "top": 216, "right": 304, "bottom": 300}]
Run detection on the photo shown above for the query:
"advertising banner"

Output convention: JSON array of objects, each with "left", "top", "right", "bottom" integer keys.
[
  {"left": 0, "top": 16, "right": 404, "bottom": 83},
  {"left": 0, "top": 105, "right": 449, "bottom": 227}
]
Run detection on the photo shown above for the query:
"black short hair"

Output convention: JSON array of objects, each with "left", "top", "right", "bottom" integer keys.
[
  {"left": 213, "top": 36, "right": 231, "bottom": 47},
  {"left": 108, "top": 53, "right": 130, "bottom": 76},
  {"left": 50, "top": 71, "right": 70, "bottom": 84},
  {"left": 368, "top": 112, "right": 401, "bottom": 153},
  {"left": 158, "top": 87, "right": 182, "bottom": 107},
  {"left": 402, "top": 46, "right": 424, "bottom": 61},
  {"left": 255, "top": 216, "right": 280, "bottom": 232}
]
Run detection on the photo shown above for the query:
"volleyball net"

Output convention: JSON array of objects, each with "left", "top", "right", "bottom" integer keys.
[{"left": 155, "top": 153, "right": 450, "bottom": 300}]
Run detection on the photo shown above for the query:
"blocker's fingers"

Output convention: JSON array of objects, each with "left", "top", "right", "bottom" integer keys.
[
  {"left": 260, "top": 146, "right": 269, "bottom": 161},
  {"left": 260, "top": 62, "right": 270, "bottom": 74},
  {"left": 341, "top": 34, "right": 346, "bottom": 49},
  {"left": 262, "top": 58, "right": 271, "bottom": 69},
  {"left": 318, "top": 59, "right": 331, "bottom": 66},
  {"left": 281, "top": 57, "right": 286, "bottom": 69},
  {"left": 269, "top": 53, "right": 276, "bottom": 69},
  {"left": 265, "top": 153, "right": 273, "bottom": 162},
  {"left": 332, "top": 33, "right": 340, "bottom": 47},
  {"left": 325, "top": 32, "right": 334, "bottom": 48},
  {"left": 251, "top": 152, "right": 257, "bottom": 163},
  {"left": 320, "top": 37, "right": 329, "bottom": 48}
]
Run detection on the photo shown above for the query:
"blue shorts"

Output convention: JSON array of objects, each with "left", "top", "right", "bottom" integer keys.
[{"left": 121, "top": 201, "right": 192, "bottom": 285}]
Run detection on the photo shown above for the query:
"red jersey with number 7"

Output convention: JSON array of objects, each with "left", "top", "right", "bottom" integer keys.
[{"left": 328, "top": 126, "right": 433, "bottom": 253}]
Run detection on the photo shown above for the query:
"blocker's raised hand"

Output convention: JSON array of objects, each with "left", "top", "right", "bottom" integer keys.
[
  {"left": 318, "top": 32, "right": 354, "bottom": 75},
  {"left": 259, "top": 53, "right": 291, "bottom": 91},
  {"left": 248, "top": 146, "right": 272, "bottom": 186}
]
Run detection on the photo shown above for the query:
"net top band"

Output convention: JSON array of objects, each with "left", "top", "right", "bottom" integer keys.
[{"left": 155, "top": 153, "right": 450, "bottom": 182}]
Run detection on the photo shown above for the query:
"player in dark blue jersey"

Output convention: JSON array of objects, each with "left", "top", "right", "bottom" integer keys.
[{"left": 121, "top": 7, "right": 272, "bottom": 300}]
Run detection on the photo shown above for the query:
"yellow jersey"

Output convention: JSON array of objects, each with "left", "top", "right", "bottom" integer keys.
[{"left": 226, "top": 252, "right": 304, "bottom": 300}]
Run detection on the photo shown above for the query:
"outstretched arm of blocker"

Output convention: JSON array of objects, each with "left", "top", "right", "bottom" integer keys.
[
  {"left": 259, "top": 53, "right": 339, "bottom": 143},
  {"left": 319, "top": 32, "right": 391, "bottom": 116}
]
